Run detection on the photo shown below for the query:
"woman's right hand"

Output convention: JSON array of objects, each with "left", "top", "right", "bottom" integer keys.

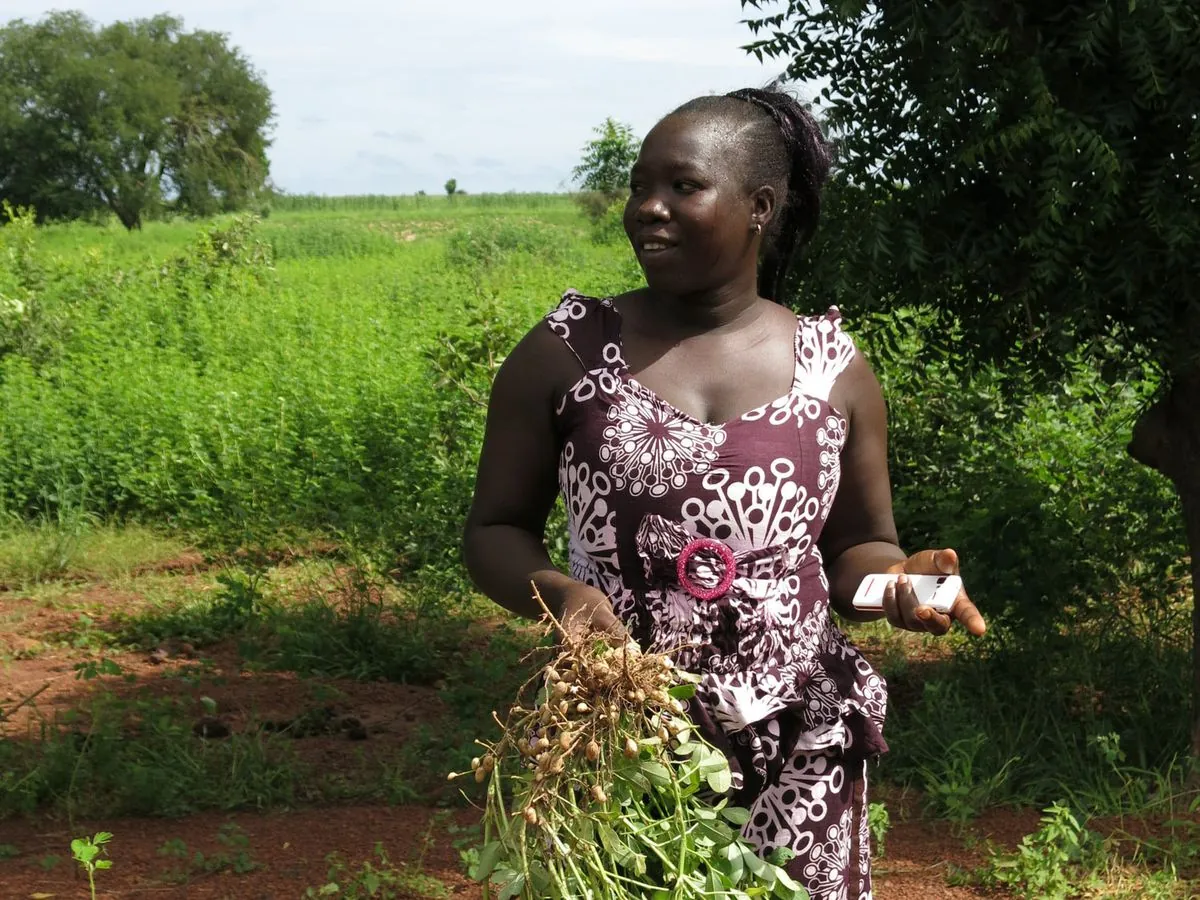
[{"left": 555, "top": 582, "right": 628, "bottom": 642}]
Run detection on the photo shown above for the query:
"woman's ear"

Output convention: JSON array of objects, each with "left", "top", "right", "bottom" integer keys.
[{"left": 750, "top": 185, "right": 777, "bottom": 234}]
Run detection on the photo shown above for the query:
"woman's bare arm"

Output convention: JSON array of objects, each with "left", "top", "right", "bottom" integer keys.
[
  {"left": 820, "top": 352, "right": 986, "bottom": 635},
  {"left": 463, "top": 322, "right": 624, "bottom": 634},
  {"left": 820, "top": 353, "right": 907, "bottom": 621}
]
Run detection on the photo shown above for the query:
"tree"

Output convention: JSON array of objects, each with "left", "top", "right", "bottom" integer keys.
[
  {"left": 0, "top": 11, "right": 273, "bottom": 229},
  {"left": 741, "top": 1, "right": 1200, "bottom": 751},
  {"left": 572, "top": 118, "right": 639, "bottom": 202},
  {"left": 444, "top": 178, "right": 459, "bottom": 198}
]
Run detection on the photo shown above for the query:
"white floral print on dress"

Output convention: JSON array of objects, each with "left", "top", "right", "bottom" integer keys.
[{"left": 599, "top": 385, "right": 726, "bottom": 498}]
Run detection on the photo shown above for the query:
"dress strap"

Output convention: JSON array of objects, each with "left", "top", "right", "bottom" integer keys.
[
  {"left": 793, "top": 306, "right": 857, "bottom": 402},
  {"left": 544, "top": 290, "right": 624, "bottom": 373}
]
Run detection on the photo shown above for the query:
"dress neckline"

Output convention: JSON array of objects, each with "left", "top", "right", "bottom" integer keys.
[{"left": 606, "top": 299, "right": 804, "bottom": 430}]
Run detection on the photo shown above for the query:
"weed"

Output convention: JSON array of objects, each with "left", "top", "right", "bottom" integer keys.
[
  {"left": 443, "top": 218, "right": 569, "bottom": 271},
  {"left": 73, "top": 657, "right": 125, "bottom": 682},
  {"left": 404, "top": 621, "right": 542, "bottom": 791},
  {"left": 4, "top": 485, "right": 96, "bottom": 582},
  {"left": 913, "top": 729, "right": 1018, "bottom": 822},
  {"left": 154, "top": 824, "right": 258, "bottom": 883},
  {"left": 447, "top": 819, "right": 483, "bottom": 874},
  {"left": 376, "top": 757, "right": 419, "bottom": 806},
  {"left": 71, "top": 831, "right": 113, "bottom": 900},
  {"left": 306, "top": 841, "right": 451, "bottom": 899},
  {"left": 157, "top": 837, "right": 189, "bottom": 860},
  {"left": 0, "top": 521, "right": 189, "bottom": 586},
  {"left": 39, "top": 853, "right": 62, "bottom": 871},
  {"left": 867, "top": 801, "right": 890, "bottom": 858},
  {"left": 981, "top": 803, "right": 1106, "bottom": 900},
  {"left": 0, "top": 690, "right": 301, "bottom": 818},
  {"left": 1060, "top": 732, "right": 1189, "bottom": 815},
  {"left": 212, "top": 567, "right": 267, "bottom": 626},
  {"left": 214, "top": 822, "right": 259, "bottom": 873},
  {"left": 0, "top": 843, "right": 18, "bottom": 859},
  {"left": 1141, "top": 872, "right": 1192, "bottom": 900},
  {"left": 44, "top": 611, "right": 117, "bottom": 652}
]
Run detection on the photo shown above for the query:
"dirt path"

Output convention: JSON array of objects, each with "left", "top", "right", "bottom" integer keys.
[{"left": 0, "top": 803, "right": 1016, "bottom": 899}]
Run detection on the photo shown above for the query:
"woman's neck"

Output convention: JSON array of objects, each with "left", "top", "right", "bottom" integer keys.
[{"left": 640, "top": 275, "right": 765, "bottom": 337}]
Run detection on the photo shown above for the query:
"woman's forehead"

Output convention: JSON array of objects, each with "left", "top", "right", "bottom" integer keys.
[{"left": 636, "top": 114, "right": 744, "bottom": 171}]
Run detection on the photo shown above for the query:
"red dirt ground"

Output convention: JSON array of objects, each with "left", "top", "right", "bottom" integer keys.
[
  {"left": 0, "top": 557, "right": 1102, "bottom": 898},
  {"left": 0, "top": 804, "right": 1030, "bottom": 899}
]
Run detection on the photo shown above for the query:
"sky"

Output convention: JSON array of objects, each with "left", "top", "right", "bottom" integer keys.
[{"left": 4, "top": 1, "right": 799, "bottom": 195}]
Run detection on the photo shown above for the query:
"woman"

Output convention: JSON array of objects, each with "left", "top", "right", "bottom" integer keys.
[{"left": 464, "top": 87, "right": 986, "bottom": 900}]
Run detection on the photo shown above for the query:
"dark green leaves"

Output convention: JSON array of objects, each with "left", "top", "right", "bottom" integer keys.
[
  {"left": 744, "top": 0, "right": 1200, "bottom": 385},
  {"left": 667, "top": 682, "right": 697, "bottom": 701},
  {"left": 0, "top": 12, "right": 273, "bottom": 229}
]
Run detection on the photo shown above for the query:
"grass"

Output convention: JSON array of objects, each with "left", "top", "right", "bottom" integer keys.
[
  {"left": 2, "top": 696, "right": 302, "bottom": 819},
  {"left": 0, "top": 521, "right": 192, "bottom": 587},
  {"left": 0, "top": 538, "right": 538, "bottom": 819}
]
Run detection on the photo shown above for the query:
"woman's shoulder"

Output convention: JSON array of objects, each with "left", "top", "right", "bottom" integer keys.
[
  {"left": 792, "top": 303, "right": 872, "bottom": 416},
  {"left": 796, "top": 302, "right": 856, "bottom": 361},
  {"left": 796, "top": 303, "right": 848, "bottom": 331},
  {"left": 548, "top": 288, "right": 618, "bottom": 314},
  {"left": 543, "top": 288, "right": 629, "bottom": 367},
  {"left": 496, "top": 289, "right": 619, "bottom": 403}
]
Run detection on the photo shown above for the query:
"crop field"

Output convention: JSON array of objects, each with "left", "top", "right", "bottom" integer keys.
[{"left": 0, "top": 195, "right": 1195, "bottom": 898}]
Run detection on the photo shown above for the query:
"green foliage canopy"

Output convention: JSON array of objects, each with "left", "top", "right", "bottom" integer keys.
[
  {"left": 742, "top": 0, "right": 1199, "bottom": 383},
  {"left": 0, "top": 11, "right": 273, "bottom": 229},
  {"left": 572, "top": 118, "right": 639, "bottom": 201}
]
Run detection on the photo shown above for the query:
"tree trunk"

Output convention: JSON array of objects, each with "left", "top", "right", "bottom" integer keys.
[
  {"left": 1128, "top": 369, "right": 1200, "bottom": 759},
  {"left": 112, "top": 205, "right": 142, "bottom": 231}
]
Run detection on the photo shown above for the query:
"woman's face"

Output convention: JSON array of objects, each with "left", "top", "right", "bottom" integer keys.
[{"left": 623, "top": 114, "right": 762, "bottom": 298}]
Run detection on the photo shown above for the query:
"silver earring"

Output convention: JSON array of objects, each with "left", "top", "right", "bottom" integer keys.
[{"left": 753, "top": 222, "right": 762, "bottom": 235}]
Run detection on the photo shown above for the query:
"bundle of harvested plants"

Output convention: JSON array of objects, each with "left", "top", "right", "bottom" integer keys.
[{"left": 451, "top": 591, "right": 809, "bottom": 900}]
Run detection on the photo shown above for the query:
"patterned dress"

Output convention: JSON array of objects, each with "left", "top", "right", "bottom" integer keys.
[{"left": 545, "top": 291, "right": 888, "bottom": 900}]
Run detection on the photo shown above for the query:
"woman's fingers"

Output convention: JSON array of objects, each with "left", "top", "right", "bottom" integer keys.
[
  {"left": 892, "top": 547, "right": 986, "bottom": 635},
  {"left": 951, "top": 591, "right": 987, "bottom": 636},
  {"left": 563, "top": 599, "right": 628, "bottom": 642},
  {"left": 933, "top": 547, "right": 959, "bottom": 574},
  {"left": 883, "top": 574, "right": 944, "bottom": 633},
  {"left": 904, "top": 575, "right": 953, "bottom": 634},
  {"left": 902, "top": 547, "right": 959, "bottom": 576}
]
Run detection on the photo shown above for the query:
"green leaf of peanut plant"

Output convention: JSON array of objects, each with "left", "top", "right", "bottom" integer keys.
[
  {"left": 70, "top": 839, "right": 95, "bottom": 862},
  {"left": 706, "top": 766, "right": 733, "bottom": 795},
  {"left": 721, "top": 805, "right": 752, "bottom": 826},
  {"left": 668, "top": 682, "right": 697, "bottom": 700}
]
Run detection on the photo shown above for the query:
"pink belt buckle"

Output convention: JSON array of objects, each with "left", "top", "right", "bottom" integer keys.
[{"left": 676, "top": 538, "right": 736, "bottom": 601}]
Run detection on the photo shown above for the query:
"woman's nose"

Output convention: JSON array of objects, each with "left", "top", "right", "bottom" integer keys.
[{"left": 634, "top": 192, "right": 669, "bottom": 222}]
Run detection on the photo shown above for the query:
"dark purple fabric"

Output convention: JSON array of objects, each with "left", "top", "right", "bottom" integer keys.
[{"left": 547, "top": 291, "right": 885, "bottom": 899}]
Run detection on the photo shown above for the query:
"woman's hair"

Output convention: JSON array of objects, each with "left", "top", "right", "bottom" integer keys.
[{"left": 671, "top": 87, "right": 833, "bottom": 301}]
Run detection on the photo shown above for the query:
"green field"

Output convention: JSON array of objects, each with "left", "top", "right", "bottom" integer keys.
[
  {"left": 0, "top": 196, "right": 1195, "bottom": 897},
  {"left": 1, "top": 197, "right": 638, "bottom": 555}
]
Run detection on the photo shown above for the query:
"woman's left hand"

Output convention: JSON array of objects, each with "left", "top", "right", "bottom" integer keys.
[{"left": 884, "top": 548, "right": 986, "bottom": 637}]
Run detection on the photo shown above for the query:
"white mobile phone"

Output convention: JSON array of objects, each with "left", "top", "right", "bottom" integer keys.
[{"left": 851, "top": 573, "right": 962, "bottom": 613}]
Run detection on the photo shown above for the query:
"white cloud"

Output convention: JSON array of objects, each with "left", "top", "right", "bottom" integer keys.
[{"left": 3, "top": 0, "right": 793, "bottom": 194}]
